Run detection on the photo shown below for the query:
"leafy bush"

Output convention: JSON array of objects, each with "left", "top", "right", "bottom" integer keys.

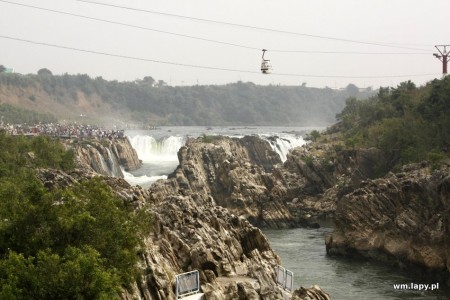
[
  {"left": 0, "top": 176, "right": 152, "bottom": 291},
  {"left": 0, "top": 247, "right": 121, "bottom": 300},
  {"left": 301, "top": 155, "right": 314, "bottom": 167},
  {"left": 304, "top": 130, "right": 321, "bottom": 142},
  {"left": 201, "top": 133, "right": 220, "bottom": 143},
  {"left": 0, "top": 133, "right": 74, "bottom": 174}
]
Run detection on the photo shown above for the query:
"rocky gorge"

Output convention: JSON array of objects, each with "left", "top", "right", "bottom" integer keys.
[
  {"left": 55, "top": 131, "right": 449, "bottom": 298},
  {"left": 40, "top": 135, "right": 332, "bottom": 299}
]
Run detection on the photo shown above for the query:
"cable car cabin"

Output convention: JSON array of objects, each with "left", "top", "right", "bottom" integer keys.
[
  {"left": 261, "top": 49, "right": 272, "bottom": 74},
  {"left": 261, "top": 60, "right": 272, "bottom": 74}
]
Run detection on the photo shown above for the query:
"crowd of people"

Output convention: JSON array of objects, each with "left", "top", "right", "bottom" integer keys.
[{"left": 0, "top": 122, "right": 125, "bottom": 139}]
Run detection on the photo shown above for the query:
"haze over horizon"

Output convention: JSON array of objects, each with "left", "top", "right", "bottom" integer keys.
[{"left": 0, "top": 0, "right": 448, "bottom": 88}]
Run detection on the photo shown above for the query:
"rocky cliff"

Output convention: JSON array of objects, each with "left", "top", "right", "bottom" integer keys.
[
  {"left": 272, "top": 137, "right": 398, "bottom": 225},
  {"left": 272, "top": 134, "right": 450, "bottom": 278},
  {"left": 326, "top": 162, "right": 450, "bottom": 273},
  {"left": 37, "top": 167, "right": 276, "bottom": 299},
  {"left": 65, "top": 130, "right": 449, "bottom": 297},
  {"left": 67, "top": 137, "right": 141, "bottom": 177},
  {"left": 146, "top": 135, "right": 372, "bottom": 228},
  {"left": 148, "top": 136, "right": 300, "bottom": 228}
]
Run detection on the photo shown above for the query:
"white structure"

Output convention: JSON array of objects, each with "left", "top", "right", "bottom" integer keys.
[
  {"left": 175, "top": 270, "right": 201, "bottom": 299},
  {"left": 275, "top": 265, "right": 294, "bottom": 292}
]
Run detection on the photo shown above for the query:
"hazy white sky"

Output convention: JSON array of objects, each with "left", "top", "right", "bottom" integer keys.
[{"left": 0, "top": 0, "right": 448, "bottom": 88}]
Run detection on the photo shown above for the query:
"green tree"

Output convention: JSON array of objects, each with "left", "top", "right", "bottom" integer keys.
[
  {"left": 0, "top": 247, "right": 121, "bottom": 300},
  {"left": 140, "top": 76, "right": 155, "bottom": 87},
  {"left": 0, "top": 133, "right": 153, "bottom": 295},
  {"left": 335, "top": 79, "right": 450, "bottom": 169},
  {"left": 37, "top": 68, "right": 53, "bottom": 77},
  {"left": 305, "top": 130, "right": 321, "bottom": 142}
]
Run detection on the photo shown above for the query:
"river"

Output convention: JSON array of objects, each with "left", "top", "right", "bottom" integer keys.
[{"left": 263, "top": 221, "right": 449, "bottom": 300}]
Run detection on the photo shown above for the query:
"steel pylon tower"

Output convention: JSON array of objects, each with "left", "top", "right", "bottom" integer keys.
[{"left": 433, "top": 45, "right": 450, "bottom": 77}]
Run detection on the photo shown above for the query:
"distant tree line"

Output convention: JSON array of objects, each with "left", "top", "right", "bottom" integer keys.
[{"left": 0, "top": 69, "right": 374, "bottom": 126}]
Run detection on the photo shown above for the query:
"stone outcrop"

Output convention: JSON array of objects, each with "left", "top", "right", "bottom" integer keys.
[
  {"left": 127, "top": 194, "right": 292, "bottom": 299},
  {"left": 149, "top": 136, "right": 299, "bottom": 228},
  {"left": 147, "top": 135, "right": 380, "bottom": 228},
  {"left": 291, "top": 285, "right": 331, "bottom": 300},
  {"left": 276, "top": 140, "right": 392, "bottom": 224},
  {"left": 67, "top": 137, "right": 141, "bottom": 177},
  {"left": 66, "top": 131, "right": 450, "bottom": 279},
  {"left": 274, "top": 144, "right": 337, "bottom": 221},
  {"left": 326, "top": 162, "right": 450, "bottom": 273},
  {"left": 266, "top": 133, "right": 450, "bottom": 277},
  {"left": 36, "top": 167, "right": 150, "bottom": 207}
]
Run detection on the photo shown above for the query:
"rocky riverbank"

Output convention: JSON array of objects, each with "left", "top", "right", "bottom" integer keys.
[
  {"left": 40, "top": 135, "right": 332, "bottom": 299},
  {"left": 55, "top": 130, "right": 450, "bottom": 296},
  {"left": 284, "top": 134, "right": 450, "bottom": 278},
  {"left": 326, "top": 162, "right": 450, "bottom": 273}
]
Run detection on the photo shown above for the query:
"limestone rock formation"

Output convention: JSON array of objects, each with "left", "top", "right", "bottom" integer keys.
[
  {"left": 326, "top": 162, "right": 450, "bottom": 273},
  {"left": 278, "top": 141, "right": 391, "bottom": 224},
  {"left": 127, "top": 194, "right": 292, "bottom": 299},
  {"left": 36, "top": 166, "right": 301, "bottom": 299},
  {"left": 53, "top": 134, "right": 336, "bottom": 299},
  {"left": 291, "top": 285, "right": 331, "bottom": 300},
  {"left": 149, "top": 136, "right": 299, "bottom": 228},
  {"left": 67, "top": 137, "right": 141, "bottom": 177}
]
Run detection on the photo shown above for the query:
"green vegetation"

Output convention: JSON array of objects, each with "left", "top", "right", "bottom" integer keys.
[
  {"left": 301, "top": 155, "right": 314, "bottom": 168},
  {"left": 336, "top": 78, "right": 450, "bottom": 169},
  {"left": 0, "top": 71, "right": 373, "bottom": 126},
  {"left": 0, "top": 134, "right": 74, "bottom": 175},
  {"left": 201, "top": 133, "right": 221, "bottom": 143},
  {"left": 0, "top": 132, "right": 152, "bottom": 298},
  {"left": 304, "top": 130, "right": 321, "bottom": 142},
  {"left": 0, "top": 104, "right": 57, "bottom": 125}
]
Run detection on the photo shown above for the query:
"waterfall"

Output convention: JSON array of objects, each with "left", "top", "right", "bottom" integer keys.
[
  {"left": 90, "top": 146, "right": 123, "bottom": 177},
  {"left": 264, "top": 135, "right": 306, "bottom": 162},
  {"left": 124, "top": 129, "right": 307, "bottom": 187},
  {"left": 125, "top": 135, "right": 185, "bottom": 187},
  {"left": 94, "top": 148, "right": 109, "bottom": 175},
  {"left": 122, "top": 168, "right": 167, "bottom": 187},
  {"left": 105, "top": 147, "right": 122, "bottom": 177},
  {"left": 128, "top": 135, "right": 185, "bottom": 162}
]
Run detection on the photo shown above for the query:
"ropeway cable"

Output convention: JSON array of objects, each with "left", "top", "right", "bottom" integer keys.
[
  {"left": 0, "top": 34, "right": 438, "bottom": 79},
  {"left": 76, "top": 0, "right": 433, "bottom": 52},
  {"left": 0, "top": 0, "right": 433, "bottom": 55}
]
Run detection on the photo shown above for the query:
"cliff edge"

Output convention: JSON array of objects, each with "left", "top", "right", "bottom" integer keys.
[{"left": 326, "top": 162, "right": 450, "bottom": 273}]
